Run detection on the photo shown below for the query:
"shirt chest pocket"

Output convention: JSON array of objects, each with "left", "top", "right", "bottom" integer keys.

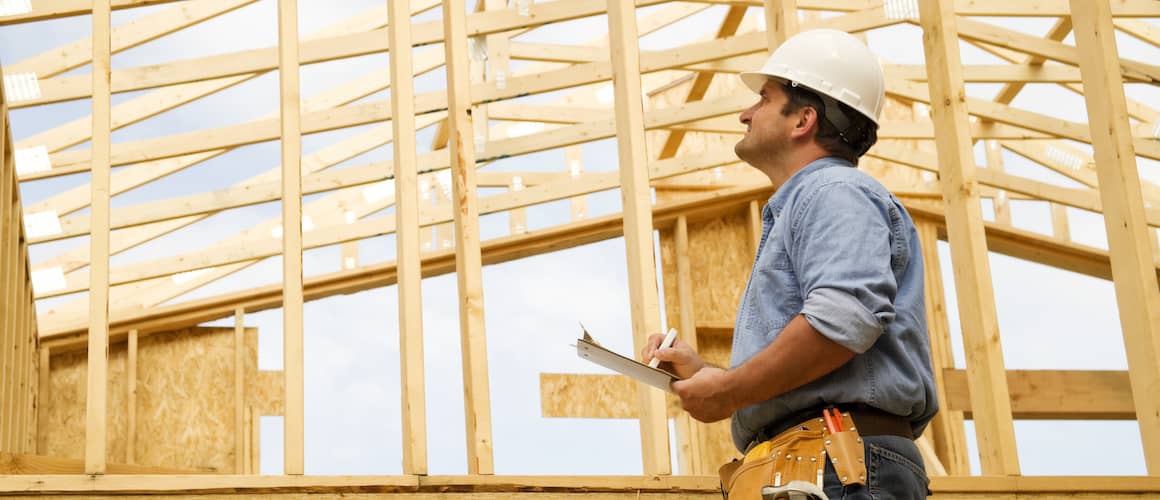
[{"left": 744, "top": 242, "right": 804, "bottom": 338}]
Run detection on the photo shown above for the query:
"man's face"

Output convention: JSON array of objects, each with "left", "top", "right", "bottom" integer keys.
[{"left": 734, "top": 80, "right": 793, "bottom": 169}]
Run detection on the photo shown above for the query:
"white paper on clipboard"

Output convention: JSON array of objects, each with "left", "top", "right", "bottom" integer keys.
[{"left": 575, "top": 333, "right": 679, "bottom": 393}]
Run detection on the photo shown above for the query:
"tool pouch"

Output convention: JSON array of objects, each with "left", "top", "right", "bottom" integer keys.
[
  {"left": 821, "top": 413, "right": 867, "bottom": 487},
  {"left": 721, "top": 425, "right": 828, "bottom": 500}
]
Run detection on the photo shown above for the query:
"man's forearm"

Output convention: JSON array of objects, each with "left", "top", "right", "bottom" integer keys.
[{"left": 725, "top": 314, "right": 857, "bottom": 409}]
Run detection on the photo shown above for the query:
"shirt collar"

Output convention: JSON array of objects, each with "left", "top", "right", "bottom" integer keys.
[{"left": 763, "top": 156, "right": 852, "bottom": 220}]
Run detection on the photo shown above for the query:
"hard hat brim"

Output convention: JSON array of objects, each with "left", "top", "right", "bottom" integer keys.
[{"left": 739, "top": 72, "right": 783, "bottom": 95}]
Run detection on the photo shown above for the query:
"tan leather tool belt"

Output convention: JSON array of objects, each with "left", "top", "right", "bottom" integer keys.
[{"left": 718, "top": 412, "right": 867, "bottom": 500}]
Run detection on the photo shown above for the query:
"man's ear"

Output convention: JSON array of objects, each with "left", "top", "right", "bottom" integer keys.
[{"left": 789, "top": 106, "right": 818, "bottom": 140}]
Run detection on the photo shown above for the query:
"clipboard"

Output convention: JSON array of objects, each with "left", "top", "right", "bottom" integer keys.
[{"left": 575, "top": 329, "right": 680, "bottom": 393}]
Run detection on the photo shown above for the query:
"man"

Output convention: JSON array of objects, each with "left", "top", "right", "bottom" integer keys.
[{"left": 643, "top": 29, "right": 938, "bottom": 499}]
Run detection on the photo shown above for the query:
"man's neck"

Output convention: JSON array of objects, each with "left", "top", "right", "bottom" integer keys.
[{"left": 763, "top": 149, "right": 829, "bottom": 192}]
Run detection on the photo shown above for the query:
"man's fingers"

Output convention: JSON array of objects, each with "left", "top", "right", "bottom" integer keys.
[{"left": 641, "top": 333, "right": 666, "bottom": 360}]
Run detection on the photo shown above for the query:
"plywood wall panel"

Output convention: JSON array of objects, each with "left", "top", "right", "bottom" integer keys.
[{"left": 43, "top": 327, "right": 272, "bottom": 473}]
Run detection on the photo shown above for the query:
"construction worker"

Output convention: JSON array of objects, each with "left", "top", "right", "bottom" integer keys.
[{"left": 644, "top": 29, "right": 937, "bottom": 499}]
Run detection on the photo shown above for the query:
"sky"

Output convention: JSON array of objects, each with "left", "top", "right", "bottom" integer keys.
[{"left": 1, "top": 0, "right": 1158, "bottom": 477}]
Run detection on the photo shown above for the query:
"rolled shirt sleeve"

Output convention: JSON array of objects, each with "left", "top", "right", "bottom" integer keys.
[{"left": 788, "top": 181, "right": 899, "bottom": 354}]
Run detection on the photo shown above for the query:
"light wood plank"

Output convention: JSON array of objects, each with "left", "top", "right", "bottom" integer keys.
[
  {"left": 234, "top": 308, "right": 245, "bottom": 473},
  {"left": 7, "top": 0, "right": 258, "bottom": 79},
  {"left": 36, "top": 347, "right": 48, "bottom": 455},
  {"left": 655, "top": 6, "right": 746, "bottom": 160},
  {"left": 389, "top": 0, "right": 429, "bottom": 476},
  {"left": 916, "top": 221, "right": 970, "bottom": 475},
  {"left": 0, "top": 87, "right": 11, "bottom": 455},
  {"left": 126, "top": 329, "right": 137, "bottom": 464},
  {"left": 674, "top": 215, "right": 703, "bottom": 475},
  {"left": 277, "top": 0, "right": 305, "bottom": 476},
  {"left": 763, "top": 0, "right": 798, "bottom": 48},
  {"left": 84, "top": 0, "right": 113, "bottom": 475},
  {"left": 1051, "top": 203, "right": 1070, "bottom": 242},
  {"left": 1069, "top": 0, "right": 1160, "bottom": 474},
  {"left": 443, "top": 0, "right": 495, "bottom": 475},
  {"left": 604, "top": 0, "right": 670, "bottom": 475},
  {"left": 983, "top": 141, "right": 1010, "bottom": 226},
  {"left": 917, "top": 0, "right": 1020, "bottom": 475}
]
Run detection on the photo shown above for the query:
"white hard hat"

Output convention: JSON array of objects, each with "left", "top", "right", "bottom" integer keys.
[{"left": 740, "top": 29, "right": 885, "bottom": 127}]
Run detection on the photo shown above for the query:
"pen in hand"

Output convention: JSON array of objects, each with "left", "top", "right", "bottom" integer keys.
[{"left": 648, "top": 328, "right": 678, "bottom": 369}]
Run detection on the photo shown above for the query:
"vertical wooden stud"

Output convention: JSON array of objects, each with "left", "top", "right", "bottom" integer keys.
[
  {"left": 37, "top": 347, "right": 49, "bottom": 455},
  {"left": 605, "top": 0, "right": 671, "bottom": 475},
  {"left": 442, "top": 0, "right": 495, "bottom": 474},
  {"left": 917, "top": 0, "right": 1020, "bottom": 475},
  {"left": 567, "top": 146, "right": 587, "bottom": 221},
  {"left": 0, "top": 79, "right": 11, "bottom": 456},
  {"left": 341, "top": 242, "right": 358, "bottom": 270},
  {"left": 389, "top": 0, "right": 429, "bottom": 475},
  {"left": 916, "top": 220, "right": 970, "bottom": 475},
  {"left": 762, "top": 0, "right": 798, "bottom": 49},
  {"left": 984, "top": 141, "right": 1010, "bottom": 226},
  {"left": 243, "top": 406, "right": 254, "bottom": 475},
  {"left": 675, "top": 215, "right": 704, "bottom": 475},
  {"left": 1070, "top": 0, "right": 1160, "bottom": 474},
  {"left": 277, "top": 0, "right": 305, "bottom": 476},
  {"left": 1051, "top": 203, "right": 1070, "bottom": 241},
  {"left": 234, "top": 308, "right": 246, "bottom": 473},
  {"left": 85, "top": 0, "right": 113, "bottom": 475},
  {"left": 126, "top": 329, "right": 138, "bottom": 464}
]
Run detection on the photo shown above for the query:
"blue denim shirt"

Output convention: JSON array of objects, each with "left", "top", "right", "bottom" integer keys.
[{"left": 730, "top": 156, "right": 938, "bottom": 451}]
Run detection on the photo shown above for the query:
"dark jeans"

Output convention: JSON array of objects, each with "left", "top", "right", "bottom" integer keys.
[{"left": 821, "top": 435, "right": 930, "bottom": 499}]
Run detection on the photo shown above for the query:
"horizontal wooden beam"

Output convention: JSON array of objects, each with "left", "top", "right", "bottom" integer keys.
[
  {"left": 541, "top": 370, "right": 1136, "bottom": 420},
  {"left": 0, "top": 453, "right": 201, "bottom": 474},
  {"left": 0, "top": 0, "right": 185, "bottom": 25},
  {"left": 944, "top": 369, "right": 1134, "bottom": 420},
  {"left": 0, "top": 476, "right": 1154, "bottom": 497},
  {"left": 38, "top": 33, "right": 764, "bottom": 177},
  {"left": 677, "top": 0, "right": 1160, "bottom": 16},
  {"left": 0, "top": 471, "right": 1157, "bottom": 496},
  {"left": 39, "top": 181, "right": 770, "bottom": 345},
  {"left": 540, "top": 374, "right": 681, "bottom": 418}
]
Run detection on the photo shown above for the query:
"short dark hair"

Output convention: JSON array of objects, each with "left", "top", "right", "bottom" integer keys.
[{"left": 779, "top": 83, "right": 878, "bottom": 164}]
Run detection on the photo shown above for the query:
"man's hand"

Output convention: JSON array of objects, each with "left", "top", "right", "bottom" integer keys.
[
  {"left": 672, "top": 367, "right": 737, "bottom": 423},
  {"left": 641, "top": 333, "right": 705, "bottom": 379}
]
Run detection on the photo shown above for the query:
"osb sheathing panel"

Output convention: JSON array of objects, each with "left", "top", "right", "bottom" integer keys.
[
  {"left": 657, "top": 209, "right": 752, "bottom": 472},
  {"left": 538, "top": 374, "right": 682, "bottom": 419},
  {"left": 44, "top": 342, "right": 128, "bottom": 461},
  {"left": 658, "top": 208, "right": 753, "bottom": 331},
  {"left": 45, "top": 327, "right": 274, "bottom": 473},
  {"left": 695, "top": 334, "right": 739, "bottom": 471}
]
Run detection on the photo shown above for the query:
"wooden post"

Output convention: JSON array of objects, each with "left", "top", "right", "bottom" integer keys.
[
  {"left": 762, "top": 0, "right": 798, "bottom": 49},
  {"left": 234, "top": 308, "right": 245, "bottom": 473},
  {"left": 566, "top": 146, "right": 587, "bottom": 221},
  {"left": 85, "top": 0, "right": 113, "bottom": 476},
  {"left": 1070, "top": 0, "right": 1160, "bottom": 474},
  {"left": 341, "top": 241, "right": 358, "bottom": 270},
  {"left": 917, "top": 0, "right": 1020, "bottom": 475},
  {"left": 277, "top": 0, "right": 305, "bottom": 476},
  {"left": 37, "top": 347, "right": 49, "bottom": 455},
  {"left": 604, "top": 0, "right": 671, "bottom": 475},
  {"left": 1051, "top": 203, "right": 1071, "bottom": 241},
  {"left": 983, "top": 141, "right": 1011, "bottom": 226},
  {"left": 442, "top": 0, "right": 494, "bottom": 475},
  {"left": 388, "top": 0, "right": 429, "bottom": 475},
  {"left": 915, "top": 220, "right": 970, "bottom": 475},
  {"left": 126, "top": 329, "right": 138, "bottom": 464},
  {"left": 674, "top": 215, "right": 703, "bottom": 475}
]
